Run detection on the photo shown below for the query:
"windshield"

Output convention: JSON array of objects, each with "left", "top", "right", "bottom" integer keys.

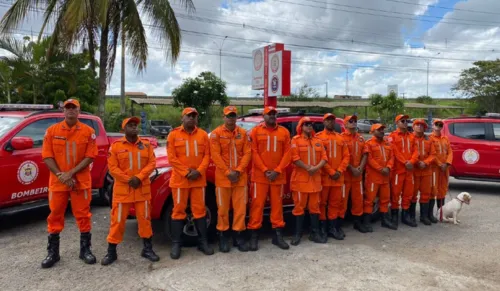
[
  {"left": 151, "top": 121, "right": 169, "bottom": 126},
  {"left": 0, "top": 116, "right": 22, "bottom": 138},
  {"left": 236, "top": 121, "right": 259, "bottom": 131}
]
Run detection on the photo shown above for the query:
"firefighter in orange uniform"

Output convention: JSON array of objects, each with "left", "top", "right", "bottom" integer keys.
[
  {"left": 101, "top": 117, "right": 159, "bottom": 266},
  {"left": 429, "top": 119, "right": 453, "bottom": 219},
  {"left": 247, "top": 106, "right": 291, "bottom": 251},
  {"left": 316, "top": 113, "right": 350, "bottom": 240},
  {"left": 363, "top": 124, "right": 397, "bottom": 231},
  {"left": 411, "top": 119, "right": 436, "bottom": 225},
  {"left": 341, "top": 115, "right": 369, "bottom": 233},
  {"left": 290, "top": 117, "right": 328, "bottom": 246},
  {"left": 210, "top": 106, "right": 252, "bottom": 253},
  {"left": 41, "top": 99, "right": 97, "bottom": 268},
  {"left": 167, "top": 108, "right": 213, "bottom": 259},
  {"left": 388, "top": 114, "right": 419, "bottom": 228}
]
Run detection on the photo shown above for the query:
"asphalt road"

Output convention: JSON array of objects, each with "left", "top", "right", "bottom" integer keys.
[{"left": 1, "top": 179, "right": 499, "bottom": 291}]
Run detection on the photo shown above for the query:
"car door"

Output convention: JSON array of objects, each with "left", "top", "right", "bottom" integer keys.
[
  {"left": 448, "top": 121, "right": 490, "bottom": 178},
  {"left": 1, "top": 117, "right": 58, "bottom": 206},
  {"left": 487, "top": 122, "right": 500, "bottom": 178}
]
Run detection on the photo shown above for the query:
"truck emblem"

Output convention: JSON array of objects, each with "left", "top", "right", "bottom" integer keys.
[{"left": 18, "top": 161, "right": 39, "bottom": 185}]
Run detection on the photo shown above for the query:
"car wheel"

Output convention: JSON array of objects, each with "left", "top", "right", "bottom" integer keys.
[
  {"left": 163, "top": 184, "right": 218, "bottom": 246},
  {"left": 96, "top": 173, "right": 113, "bottom": 207}
]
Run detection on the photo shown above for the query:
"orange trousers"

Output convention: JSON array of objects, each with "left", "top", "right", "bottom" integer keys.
[
  {"left": 47, "top": 189, "right": 92, "bottom": 234},
  {"left": 320, "top": 186, "right": 344, "bottom": 220},
  {"left": 412, "top": 175, "right": 432, "bottom": 204},
  {"left": 216, "top": 186, "right": 247, "bottom": 232},
  {"left": 364, "top": 182, "right": 390, "bottom": 213},
  {"left": 107, "top": 201, "right": 152, "bottom": 244},
  {"left": 391, "top": 172, "right": 414, "bottom": 210},
  {"left": 247, "top": 183, "right": 285, "bottom": 229},
  {"left": 432, "top": 168, "right": 449, "bottom": 199},
  {"left": 292, "top": 191, "right": 320, "bottom": 216},
  {"left": 171, "top": 187, "right": 206, "bottom": 220},
  {"left": 344, "top": 180, "right": 364, "bottom": 216}
]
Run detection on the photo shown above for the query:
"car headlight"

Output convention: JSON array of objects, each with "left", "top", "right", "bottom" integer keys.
[{"left": 149, "top": 167, "right": 172, "bottom": 181}]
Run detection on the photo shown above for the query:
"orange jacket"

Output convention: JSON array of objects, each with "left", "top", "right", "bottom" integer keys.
[
  {"left": 250, "top": 123, "right": 291, "bottom": 185},
  {"left": 316, "top": 130, "right": 350, "bottom": 186},
  {"left": 387, "top": 129, "right": 418, "bottom": 174},
  {"left": 210, "top": 125, "right": 252, "bottom": 187},
  {"left": 341, "top": 131, "right": 366, "bottom": 182},
  {"left": 430, "top": 133, "right": 453, "bottom": 168},
  {"left": 42, "top": 120, "right": 97, "bottom": 191},
  {"left": 107, "top": 137, "right": 156, "bottom": 202},
  {"left": 413, "top": 134, "right": 436, "bottom": 177},
  {"left": 364, "top": 137, "right": 394, "bottom": 184},
  {"left": 167, "top": 126, "right": 210, "bottom": 188},
  {"left": 290, "top": 133, "right": 328, "bottom": 192}
]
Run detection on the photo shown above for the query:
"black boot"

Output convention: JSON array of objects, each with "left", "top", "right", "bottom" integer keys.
[
  {"left": 309, "top": 214, "right": 326, "bottom": 243},
  {"left": 363, "top": 214, "right": 373, "bottom": 233},
  {"left": 353, "top": 215, "right": 369, "bottom": 233},
  {"left": 319, "top": 220, "right": 328, "bottom": 241},
  {"left": 79, "top": 232, "right": 96, "bottom": 264},
  {"left": 401, "top": 208, "right": 414, "bottom": 227},
  {"left": 420, "top": 203, "right": 432, "bottom": 225},
  {"left": 336, "top": 218, "right": 346, "bottom": 239},
  {"left": 194, "top": 218, "right": 214, "bottom": 255},
  {"left": 381, "top": 212, "right": 397, "bottom": 230},
  {"left": 272, "top": 228, "right": 290, "bottom": 250},
  {"left": 233, "top": 231, "right": 249, "bottom": 252},
  {"left": 141, "top": 237, "right": 160, "bottom": 262},
  {"left": 290, "top": 215, "right": 304, "bottom": 246},
  {"left": 101, "top": 243, "right": 118, "bottom": 266},
  {"left": 391, "top": 209, "right": 399, "bottom": 229},
  {"left": 170, "top": 219, "right": 184, "bottom": 260},
  {"left": 219, "top": 231, "right": 230, "bottom": 253},
  {"left": 41, "top": 233, "right": 60, "bottom": 268},
  {"left": 248, "top": 229, "right": 259, "bottom": 251},
  {"left": 328, "top": 219, "right": 344, "bottom": 240},
  {"left": 409, "top": 203, "right": 418, "bottom": 226},
  {"left": 428, "top": 199, "right": 438, "bottom": 223}
]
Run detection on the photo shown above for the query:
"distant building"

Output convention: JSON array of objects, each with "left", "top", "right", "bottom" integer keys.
[{"left": 333, "top": 95, "right": 362, "bottom": 100}]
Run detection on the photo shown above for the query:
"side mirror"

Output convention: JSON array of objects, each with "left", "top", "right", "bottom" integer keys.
[{"left": 10, "top": 136, "right": 34, "bottom": 151}]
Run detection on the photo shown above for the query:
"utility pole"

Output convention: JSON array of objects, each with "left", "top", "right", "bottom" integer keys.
[
  {"left": 213, "top": 36, "right": 228, "bottom": 79},
  {"left": 345, "top": 67, "right": 349, "bottom": 97},
  {"left": 425, "top": 52, "right": 441, "bottom": 97},
  {"left": 325, "top": 81, "right": 328, "bottom": 98},
  {"left": 120, "top": 18, "right": 126, "bottom": 114}
]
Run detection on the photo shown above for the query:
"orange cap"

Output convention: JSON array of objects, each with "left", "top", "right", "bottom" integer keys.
[
  {"left": 395, "top": 114, "right": 409, "bottom": 122},
  {"left": 182, "top": 107, "right": 198, "bottom": 117},
  {"left": 223, "top": 105, "right": 238, "bottom": 116},
  {"left": 343, "top": 115, "right": 357, "bottom": 124},
  {"left": 263, "top": 106, "right": 277, "bottom": 115},
  {"left": 63, "top": 98, "right": 80, "bottom": 108},
  {"left": 370, "top": 123, "right": 386, "bottom": 133},
  {"left": 121, "top": 116, "right": 140, "bottom": 129},
  {"left": 412, "top": 118, "right": 428, "bottom": 129},
  {"left": 433, "top": 119, "right": 444, "bottom": 125},
  {"left": 323, "top": 113, "right": 336, "bottom": 120}
]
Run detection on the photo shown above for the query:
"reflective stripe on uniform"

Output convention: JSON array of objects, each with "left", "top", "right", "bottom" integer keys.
[
  {"left": 380, "top": 145, "right": 387, "bottom": 162},
  {"left": 66, "top": 141, "right": 70, "bottom": 164},
  {"left": 371, "top": 183, "right": 374, "bottom": 192},
  {"left": 342, "top": 185, "right": 345, "bottom": 199},
  {"left": 329, "top": 140, "right": 332, "bottom": 158},
  {"left": 117, "top": 203, "right": 122, "bottom": 223},
  {"left": 144, "top": 200, "right": 148, "bottom": 219},
  {"left": 312, "top": 144, "right": 316, "bottom": 163},
  {"left": 298, "top": 192, "right": 301, "bottom": 202},
  {"left": 177, "top": 188, "right": 181, "bottom": 204},
  {"left": 274, "top": 136, "right": 277, "bottom": 152},
  {"left": 84, "top": 189, "right": 88, "bottom": 200},
  {"left": 137, "top": 151, "right": 141, "bottom": 169},
  {"left": 49, "top": 191, "right": 52, "bottom": 201},
  {"left": 185, "top": 140, "right": 190, "bottom": 157},
  {"left": 395, "top": 174, "right": 399, "bottom": 185},
  {"left": 360, "top": 181, "right": 363, "bottom": 195},
  {"left": 72, "top": 141, "right": 77, "bottom": 165},
  {"left": 307, "top": 146, "right": 311, "bottom": 165},
  {"left": 267, "top": 136, "right": 270, "bottom": 151},
  {"left": 433, "top": 172, "right": 436, "bottom": 187},
  {"left": 334, "top": 140, "right": 337, "bottom": 158},
  {"left": 194, "top": 140, "right": 198, "bottom": 157},
  {"left": 129, "top": 152, "right": 133, "bottom": 170},
  {"left": 407, "top": 138, "right": 410, "bottom": 153},
  {"left": 233, "top": 144, "right": 238, "bottom": 166},
  {"left": 355, "top": 140, "right": 358, "bottom": 156},
  {"left": 254, "top": 183, "right": 257, "bottom": 199},
  {"left": 217, "top": 187, "right": 222, "bottom": 206}
]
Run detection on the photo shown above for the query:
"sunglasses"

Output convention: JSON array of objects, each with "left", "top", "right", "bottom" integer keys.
[
  {"left": 435, "top": 123, "right": 443, "bottom": 128},
  {"left": 399, "top": 119, "right": 408, "bottom": 123},
  {"left": 348, "top": 119, "right": 356, "bottom": 123},
  {"left": 225, "top": 113, "right": 237, "bottom": 118},
  {"left": 303, "top": 122, "right": 313, "bottom": 127}
]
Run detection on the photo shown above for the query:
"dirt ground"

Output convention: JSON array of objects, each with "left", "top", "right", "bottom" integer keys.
[{"left": 1, "top": 178, "right": 499, "bottom": 291}]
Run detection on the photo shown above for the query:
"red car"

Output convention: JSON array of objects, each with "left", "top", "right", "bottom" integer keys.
[
  {"left": 133, "top": 112, "right": 348, "bottom": 244},
  {"left": 441, "top": 114, "right": 500, "bottom": 182},
  {"left": 0, "top": 104, "right": 158, "bottom": 216}
]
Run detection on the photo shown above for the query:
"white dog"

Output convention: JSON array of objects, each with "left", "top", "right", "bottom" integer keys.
[{"left": 436, "top": 192, "right": 472, "bottom": 225}]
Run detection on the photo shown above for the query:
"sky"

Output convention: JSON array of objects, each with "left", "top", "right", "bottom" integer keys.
[{"left": 1, "top": 0, "right": 499, "bottom": 99}]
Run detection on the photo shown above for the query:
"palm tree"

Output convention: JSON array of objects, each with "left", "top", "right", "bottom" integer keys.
[{"left": 0, "top": 0, "right": 195, "bottom": 118}]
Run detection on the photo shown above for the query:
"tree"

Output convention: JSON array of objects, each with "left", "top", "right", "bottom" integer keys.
[
  {"left": 0, "top": 0, "right": 195, "bottom": 119},
  {"left": 289, "top": 83, "right": 320, "bottom": 100},
  {"left": 172, "top": 71, "right": 229, "bottom": 128},
  {"left": 369, "top": 92, "right": 404, "bottom": 126},
  {"left": 415, "top": 95, "right": 435, "bottom": 104},
  {"left": 452, "top": 59, "right": 500, "bottom": 113}
]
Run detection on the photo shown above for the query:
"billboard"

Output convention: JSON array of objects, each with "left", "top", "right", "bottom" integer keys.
[
  {"left": 252, "top": 48, "right": 264, "bottom": 90},
  {"left": 267, "top": 50, "right": 291, "bottom": 97}
]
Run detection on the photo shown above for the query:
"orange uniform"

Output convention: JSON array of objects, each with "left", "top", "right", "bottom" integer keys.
[
  {"left": 341, "top": 130, "right": 366, "bottom": 217},
  {"left": 247, "top": 123, "right": 291, "bottom": 230},
  {"left": 210, "top": 123, "right": 252, "bottom": 232},
  {"left": 106, "top": 136, "right": 156, "bottom": 244},
  {"left": 388, "top": 128, "right": 418, "bottom": 210},
  {"left": 290, "top": 130, "right": 328, "bottom": 216},
  {"left": 167, "top": 125, "right": 210, "bottom": 220},
  {"left": 316, "top": 129, "right": 350, "bottom": 220},
  {"left": 42, "top": 120, "right": 97, "bottom": 234},
  {"left": 363, "top": 136, "right": 394, "bottom": 214},
  {"left": 411, "top": 134, "right": 436, "bottom": 204},
  {"left": 430, "top": 133, "right": 453, "bottom": 199}
]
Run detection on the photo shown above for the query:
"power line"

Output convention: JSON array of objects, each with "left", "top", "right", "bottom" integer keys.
[{"left": 384, "top": 0, "right": 500, "bottom": 16}]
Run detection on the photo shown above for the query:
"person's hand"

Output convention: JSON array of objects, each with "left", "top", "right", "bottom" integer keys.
[
  {"left": 330, "top": 171, "right": 341, "bottom": 180},
  {"left": 418, "top": 161, "right": 426, "bottom": 169},
  {"left": 351, "top": 167, "right": 361, "bottom": 177},
  {"left": 440, "top": 164, "right": 448, "bottom": 172},
  {"left": 128, "top": 176, "right": 141, "bottom": 189},
  {"left": 266, "top": 171, "right": 279, "bottom": 182},
  {"left": 405, "top": 162, "right": 413, "bottom": 170},
  {"left": 58, "top": 172, "right": 73, "bottom": 184},
  {"left": 187, "top": 169, "right": 201, "bottom": 180},
  {"left": 381, "top": 167, "right": 390, "bottom": 176},
  {"left": 227, "top": 170, "right": 240, "bottom": 183}
]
